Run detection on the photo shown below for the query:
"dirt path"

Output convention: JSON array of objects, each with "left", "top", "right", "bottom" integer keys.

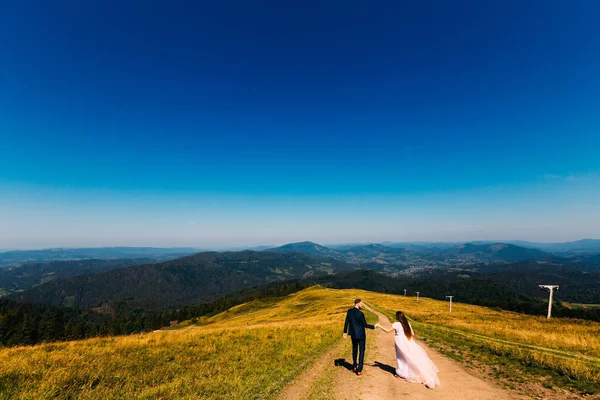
[
  {"left": 279, "top": 340, "right": 346, "bottom": 400},
  {"left": 281, "top": 308, "right": 526, "bottom": 400},
  {"left": 333, "top": 308, "right": 527, "bottom": 400}
]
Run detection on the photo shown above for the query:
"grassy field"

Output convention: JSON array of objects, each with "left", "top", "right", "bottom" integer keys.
[
  {"left": 1, "top": 286, "right": 599, "bottom": 399},
  {"left": 359, "top": 290, "right": 600, "bottom": 395},
  {"left": 563, "top": 302, "right": 600, "bottom": 310},
  {"left": 0, "top": 287, "right": 355, "bottom": 399}
]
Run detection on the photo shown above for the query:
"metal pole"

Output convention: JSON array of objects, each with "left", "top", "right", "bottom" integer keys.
[
  {"left": 404, "top": 289, "right": 407, "bottom": 296},
  {"left": 416, "top": 292, "right": 420, "bottom": 301},
  {"left": 547, "top": 288, "right": 554, "bottom": 319},
  {"left": 539, "top": 285, "right": 559, "bottom": 319},
  {"left": 446, "top": 296, "right": 453, "bottom": 313}
]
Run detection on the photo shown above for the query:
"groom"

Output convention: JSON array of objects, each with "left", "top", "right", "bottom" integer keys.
[{"left": 343, "top": 298, "right": 379, "bottom": 375}]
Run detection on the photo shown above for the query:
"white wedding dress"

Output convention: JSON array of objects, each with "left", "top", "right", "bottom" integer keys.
[{"left": 392, "top": 322, "right": 440, "bottom": 389}]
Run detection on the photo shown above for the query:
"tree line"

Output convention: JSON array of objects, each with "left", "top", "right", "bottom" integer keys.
[
  {"left": 2, "top": 271, "right": 600, "bottom": 348},
  {"left": 0, "top": 281, "right": 306, "bottom": 347}
]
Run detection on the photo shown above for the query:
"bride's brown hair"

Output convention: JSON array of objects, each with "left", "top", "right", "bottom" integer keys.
[{"left": 396, "top": 311, "right": 413, "bottom": 340}]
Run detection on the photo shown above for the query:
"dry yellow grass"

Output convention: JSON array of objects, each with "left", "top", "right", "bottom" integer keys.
[
  {"left": 360, "top": 290, "right": 600, "bottom": 357},
  {"left": 358, "top": 289, "right": 600, "bottom": 388},
  {"left": 1, "top": 286, "right": 598, "bottom": 399},
  {"left": 0, "top": 286, "right": 355, "bottom": 399}
]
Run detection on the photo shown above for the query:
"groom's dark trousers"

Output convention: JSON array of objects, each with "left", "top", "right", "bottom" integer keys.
[
  {"left": 344, "top": 307, "right": 375, "bottom": 373},
  {"left": 351, "top": 337, "right": 366, "bottom": 372}
]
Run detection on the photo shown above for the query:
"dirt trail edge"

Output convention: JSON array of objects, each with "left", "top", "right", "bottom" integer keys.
[
  {"left": 279, "top": 339, "right": 346, "bottom": 400},
  {"left": 281, "top": 307, "right": 526, "bottom": 400}
]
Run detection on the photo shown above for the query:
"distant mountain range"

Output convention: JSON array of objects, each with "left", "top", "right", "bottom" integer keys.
[
  {"left": 503, "top": 239, "right": 600, "bottom": 254},
  {"left": 266, "top": 241, "right": 559, "bottom": 265},
  {"left": 3, "top": 240, "right": 599, "bottom": 268},
  {"left": 3, "top": 240, "right": 600, "bottom": 319},
  {"left": 0, "top": 247, "right": 200, "bottom": 268},
  {"left": 381, "top": 239, "right": 600, "bottom": 255},
  {"left": 437, "top": 243, "right": 549, "bottom": 262}
]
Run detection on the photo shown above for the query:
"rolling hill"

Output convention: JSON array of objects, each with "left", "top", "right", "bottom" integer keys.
[
  {"left": 10, "top": 251, "right": 353, "bottom": 308},
  {"left": 304, "top": 269, "right": 537, "bottom": 308},
  {"left": 439, "top": 243, "right": 550, "bottom": 262},
  {"left": 403, "top": 260, "right": 600, "bottom": 304},
  {"left": 267, "top": 241, "right": 344, "bottom": 259},
  {"left": 376, "top": 239, "right": 600, "bottom": 257},
  {"left": 5, "top": 261, "right": 598, "bottom": 349},
  {"left": 340, "top": 244, "right": 411, "bottom": 263},
  {"left": 9, "top": 244, "right": 599, "bottom": 315},
  {"left": 303, "top": 263, "right": 600, "bottom": 315},
  {"left": 0, "top": 286, "right": 349, "bottom": 399},
  {"left": 0, "top": 258, "right": 156, "bottom": 296},
  {"left": 570, "top": 253, "right": 600, "bottom": 268},
  {"left": 266, "top": 242, "right": 438, "bottom": 270},
  {"left": 266, "top": 241, "right": 562, "bottom": 269},
  {"left": 1, "top": 286, "right": 598, "bottom": 399},
  {"left": 478, "top": 261, "right": 600, "bottom": 304},
  {"left": 506, "top": 239, "right": 600, "bottom": 255}
]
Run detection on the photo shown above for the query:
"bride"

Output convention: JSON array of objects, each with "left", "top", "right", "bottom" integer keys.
[{"left": 377, "top": 311, "right": 440, "bottom": 389}]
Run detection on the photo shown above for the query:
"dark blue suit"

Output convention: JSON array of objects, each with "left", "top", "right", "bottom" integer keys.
[{"left": 343, "top": 307, "right": 375, "bottom": 372}]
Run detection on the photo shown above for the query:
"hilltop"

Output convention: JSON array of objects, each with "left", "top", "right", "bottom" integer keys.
[{"left": 267, "top": 241, "right": 344, "bottom": 259}]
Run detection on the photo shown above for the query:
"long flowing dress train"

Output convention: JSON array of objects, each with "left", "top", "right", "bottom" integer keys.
[{"left": 392, "top": 321, "right": 440, "bottom": 388}]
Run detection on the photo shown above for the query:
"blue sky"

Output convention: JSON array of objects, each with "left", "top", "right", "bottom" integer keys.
[{"left": 1, "top": 1, "right": 599, "bottom": 249}]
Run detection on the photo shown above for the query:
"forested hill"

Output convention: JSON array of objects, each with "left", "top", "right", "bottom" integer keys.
[
  {"left": 10, "top": 251, "right": 352, "bottom": 308},
  {"left": 0, "top": 259, "right": 156, "bottom": 296},
  {"left": 304, "top": 269, "right": 600, "bottom": 320},
  {"left": 3, "top": 246, "right": 599, "bottom": 348},
  {"left": 474, "top": 261, "right": 600, "bottom": 304},
  {"left": 438, "top": 243, "right": 550, "bottom": 261},
  {"left": 267, "top": 241, "right": 342, "bottom": 257},
  {"left": 266, "top": 241, "right": 556, "bottom": 265}
]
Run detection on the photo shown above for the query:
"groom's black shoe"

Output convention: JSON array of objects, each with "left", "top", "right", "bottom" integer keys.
[{"left": 353, "top": 366, "right": 357, "bottom": 372}]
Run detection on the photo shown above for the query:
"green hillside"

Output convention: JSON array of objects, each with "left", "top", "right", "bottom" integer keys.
[
  {"left": 10, "top": 251, "right": 352, "bottom": 308},
  {"left": 1, "top": 286, "right": 598, "bottom": 399}
]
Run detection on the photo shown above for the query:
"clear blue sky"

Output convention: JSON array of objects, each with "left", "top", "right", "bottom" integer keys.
[{"left": 1, "top": 1, "right": 599, "bottom": 249}]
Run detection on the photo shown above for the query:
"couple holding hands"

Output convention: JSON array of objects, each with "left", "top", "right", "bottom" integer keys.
[{"left": 343, "top": 298, "right": 439, "bottom": 389}]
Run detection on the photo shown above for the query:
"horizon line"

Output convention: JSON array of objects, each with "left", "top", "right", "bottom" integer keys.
[{"left": 2, "top": 238, "right": 599, "bottom": 252}]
